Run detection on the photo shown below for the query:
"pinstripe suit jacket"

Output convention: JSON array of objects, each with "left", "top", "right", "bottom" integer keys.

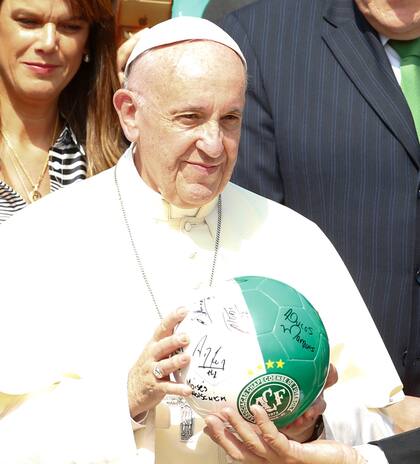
[
  {"left": 220, "top": 0, "right": 420, "bottom": 395},
  {"left": 371, "top": 428, "right": 420, "bottom": 464}
]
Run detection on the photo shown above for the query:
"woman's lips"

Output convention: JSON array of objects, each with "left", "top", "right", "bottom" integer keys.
[{"left": 23, "top": 62, "right": 60, "bottom": 75}]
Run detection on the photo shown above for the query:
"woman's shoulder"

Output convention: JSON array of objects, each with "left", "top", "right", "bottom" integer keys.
[{"left": 1, "top": 167, "right": 115, "bottom": 236}]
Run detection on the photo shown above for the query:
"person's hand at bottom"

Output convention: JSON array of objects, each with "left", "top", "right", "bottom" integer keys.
[{"left": 204, "top": 405, "right": 366, "bottom": 464}]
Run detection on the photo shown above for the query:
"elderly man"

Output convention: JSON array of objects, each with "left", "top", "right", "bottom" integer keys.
[{"left": 0, "top": 16, "right": 406, "bottom": 464}]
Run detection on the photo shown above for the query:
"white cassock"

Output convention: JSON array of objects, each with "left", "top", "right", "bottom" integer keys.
[{"left": 0, "top": 147, "right": 402, "bottom": 463}]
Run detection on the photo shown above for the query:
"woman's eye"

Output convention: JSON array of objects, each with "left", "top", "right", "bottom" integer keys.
[
  {"left": 59, "top": 23, "right": 84, "bottom": 33},
  {"left": 17, "top": 17, "right": 39, "bottom": 27}
]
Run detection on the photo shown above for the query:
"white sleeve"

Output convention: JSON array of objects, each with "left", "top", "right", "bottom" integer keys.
[
  {"left": 131, "top": 410, "right": 150, "bottom": 431},
  {"left": 322, "top": 386, "right": 395, "bottom": 446},
  {"left": 355, "top": 444, "right": 389, "bottom": 464},
  {"left": 0, "top": 376, "right": 138, "bottom": 463},
  {"left": 303, "top": 225, "right": 403, "bottom": 409}
]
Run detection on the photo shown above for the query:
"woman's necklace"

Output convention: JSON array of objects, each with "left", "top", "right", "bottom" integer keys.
[
  {"left": 114, "top": 163, "right": 222, "bottom": 442},
  {"left": 5, "top": 148, "right": 33, "bottom": 200},
  {"left": 0, "top": 115, "right": 59, "bottom": 203}
]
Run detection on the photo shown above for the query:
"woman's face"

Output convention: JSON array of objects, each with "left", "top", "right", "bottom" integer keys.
[{"left": 0, "top": 0, "right": 90, "bottom": 104}]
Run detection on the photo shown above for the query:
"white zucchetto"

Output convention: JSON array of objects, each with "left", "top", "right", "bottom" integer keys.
[{"left": 124, "top": 16, "right": 247, "bottom": 75}]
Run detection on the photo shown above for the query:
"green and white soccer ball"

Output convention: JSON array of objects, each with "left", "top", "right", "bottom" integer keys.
[{"left": 174, "top": 276, "right": 330, "bottom": 428}]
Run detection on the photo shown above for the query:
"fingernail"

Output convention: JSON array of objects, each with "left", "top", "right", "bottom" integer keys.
[
  {"left": 182, "top": 386, "right": 192, "bottom": 396},
  {"left": 180, "top": 354, "right": 189, "bottom": 364},
  {"left": 178, "top": 333, "right": 189, "bottom": 344},
  {"left": 177, "top": 307, "right": 188, "bottom": 317}
]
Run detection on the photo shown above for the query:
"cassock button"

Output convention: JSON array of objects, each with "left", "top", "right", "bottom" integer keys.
[
  {"left": 416, "top": 269, "right": 420, "bottom": 285},
  {"left": 417, "top": 188, "right": 420, "bottom": 199},
  {"left": 184, "top": 222, "right": 192, "bottom": 232}
]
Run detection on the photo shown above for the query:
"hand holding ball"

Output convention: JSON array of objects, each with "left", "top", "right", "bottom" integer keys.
[{"left": 174, "top": 276, "right": 330, "bottom": 427}]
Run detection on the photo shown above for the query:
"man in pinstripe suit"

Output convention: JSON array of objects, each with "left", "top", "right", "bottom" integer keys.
[
  {"left": 202, "top": 0, "right": 256, "bottom": 22},
  {"left": 219, "top": 0, "right": 420, "bottom": 397}
]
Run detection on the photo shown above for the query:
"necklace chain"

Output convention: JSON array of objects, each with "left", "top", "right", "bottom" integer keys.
[
  {"left": 6, "top": 150, "right": 32, "bottom": 200},
  {"left": 0, "top": 115, "right": 58, "bottom": 202},
  {"left": 114, "top": 164, "right": 222, "bottom": 320}
]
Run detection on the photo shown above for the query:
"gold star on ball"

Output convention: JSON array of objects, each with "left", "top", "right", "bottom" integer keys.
[
  {"left": 265, "top": 359, "right": 274, "bottom": 369},
  {"left": 276, "top": 359, "right": 285, "bottom": 368}
]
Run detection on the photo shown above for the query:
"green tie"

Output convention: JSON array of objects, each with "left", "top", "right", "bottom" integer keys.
[{"left": 389, "top": 38, "right": 420, "bottom": 139}]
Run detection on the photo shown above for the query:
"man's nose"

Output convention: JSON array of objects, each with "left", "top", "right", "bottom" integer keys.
[
  {"left": 196, "top": 122, "right": 224, "bottom": 158},
  {"left": 36, "top": 23, "right": 58, "bottom": 53}
]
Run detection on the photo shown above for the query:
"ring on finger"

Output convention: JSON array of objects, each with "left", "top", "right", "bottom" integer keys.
[{"left": 153, "top": 363, "right": 164, "bottom": 380}]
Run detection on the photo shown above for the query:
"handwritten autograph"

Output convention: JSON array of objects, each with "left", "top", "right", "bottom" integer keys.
[
  {"left": 279, "top": 308, "right": 315, "bottom": 352},
  {"left": 187, "top": 380, "right": 227, "bottom": 402},
  {"left": 192, "top": 335, "right": 226, "bottom": 379},
  {"left": 223, "top": 304, "right": 251, "bottom": 333},
  {"left": 191, "top": 297, "right": 213, "bottom": 325}
]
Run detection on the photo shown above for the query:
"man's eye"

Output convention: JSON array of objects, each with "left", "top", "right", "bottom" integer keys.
[
  {"left": 223, "top": 115, "right": 241, "bottom": 125},
  {"left": 177, "top": 114, "right": 200, "bottom": 124},
  {"left": 181, "top": 114, "right": 199, "bottom": 120}
]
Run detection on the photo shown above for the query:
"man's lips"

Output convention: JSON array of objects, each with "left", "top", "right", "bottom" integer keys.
[{"left": 186, "top": 161, "right": 220, "bottom": 174}]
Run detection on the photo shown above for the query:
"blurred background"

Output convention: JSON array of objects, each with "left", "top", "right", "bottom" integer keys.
[{"left": 113, "top": 0, "right": 256, "bottom": 45}]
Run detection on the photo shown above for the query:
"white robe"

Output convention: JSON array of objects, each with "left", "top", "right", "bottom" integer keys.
[{"left": 0, "top": 148, "right": 401, "bottom": 463}]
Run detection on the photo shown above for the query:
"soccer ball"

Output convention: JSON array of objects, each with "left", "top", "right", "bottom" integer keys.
[{"left": 174, "top": 276, "right": 330, "bottom": 428}]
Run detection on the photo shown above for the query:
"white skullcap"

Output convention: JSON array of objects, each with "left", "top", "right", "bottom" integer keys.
[{"left": 125, "top": 16, "right": 247, "bottom": 76}]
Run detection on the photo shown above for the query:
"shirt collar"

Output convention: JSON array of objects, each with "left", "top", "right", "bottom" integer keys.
[
  {"left": 380, "top": 34, "right": 388, "bottom": 46},
  {"left": 51, "top": 122, "right": 83, "bottom": 154},
  {"left": 116, "top": 144, "right": 219, "bottom": 224}
]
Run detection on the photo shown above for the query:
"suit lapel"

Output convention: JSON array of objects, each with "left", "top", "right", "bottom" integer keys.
[{"left": 322, "top": 0, "right": 420, "bottom": 167}]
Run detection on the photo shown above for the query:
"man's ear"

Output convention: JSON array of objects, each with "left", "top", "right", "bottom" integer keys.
[{"left": 113, "top": 89, "right": 140, "bottom": 142}]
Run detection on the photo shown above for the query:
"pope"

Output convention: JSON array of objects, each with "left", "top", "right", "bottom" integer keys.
[{"left": 0, "top": 16, "right": 409, "bottom": 464}]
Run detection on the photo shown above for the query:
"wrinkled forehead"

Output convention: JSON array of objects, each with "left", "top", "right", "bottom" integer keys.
[{"left": 127, "top": 40, "right": 246, "bottom": 112}]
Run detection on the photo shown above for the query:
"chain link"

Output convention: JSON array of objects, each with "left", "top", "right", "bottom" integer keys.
[{"left": 114, "top": 163, "right": 222, "bottom": 320}]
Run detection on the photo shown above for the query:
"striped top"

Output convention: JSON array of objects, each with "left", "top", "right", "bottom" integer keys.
[{"left": 0, "top": 124, "right": 87, "bottom": 224}]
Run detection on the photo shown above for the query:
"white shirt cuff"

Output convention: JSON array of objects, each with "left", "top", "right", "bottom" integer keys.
[
  {"left": 131, "top": 410, "right": 149, "bottom": 431},
  {"left": 354, "top": 444, "right": 389, "bottom": 464}
]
